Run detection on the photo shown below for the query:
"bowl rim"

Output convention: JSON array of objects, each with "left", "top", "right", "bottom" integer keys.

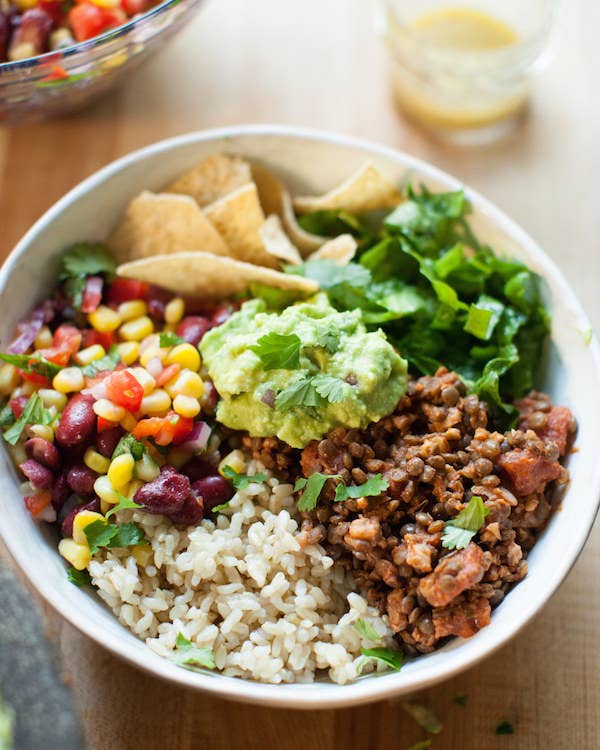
[
  {"left": 0, "top": 0, "right": 190, "bottom": 74},
  {"left": 1, "top": 124, "right": 599, "bottom": 709}
]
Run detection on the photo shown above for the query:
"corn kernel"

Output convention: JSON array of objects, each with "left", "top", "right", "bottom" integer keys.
[
  {"left": 140, "top": 389, "right": 171, "bottom": 415},
  {"left": 94, "top": 475, "right": 120, "bottom": 505},
  {"left": 0, "top": 364, "right": 20, "bottom": 395},
  {"left": 129, "top": 367, "right": 155, "bottom": 396},
  {"left": 14, "top": 0, "right": 37, "bottom": 9},
  {"left": 166, "top": 343, "right": 201, "bottom": 372},
  {"left": 120, "top": 412, "right": 138, "bottom": 432},
  {"left": 93, "top": 398, "right": 126, "bottom": 422},
  {"left": 135, "top": 453, "right": 160, "bottom": 482},
  {"left": 20, "top": 381, "right": 36, "bottom": 396},
  {"left": 100, "top": 499, "right": 111, "bottom": 515},
  {"left": 139, "top": 333, "right": 159, "bottom": 356},
  {"left": 9, "top": 443, "right": 27, "bottom": 466},
  {"left": 139, "top": 345, "right": 163, "bottom": 367},
  {"left": 127, "top": 479, "right": 143, "bottom": 499},
  {"left": 74, "top": 344, "right": 105, "bottom": 366},
  {"left": 165, "top": 297, "right": 185, "bottom": 325},
  {"left": 84, "top": 447, "right": 111, "bottom": 474},
  {"left": 132, "top": 544, "right": 153, "bottom": 567},
  {"left": 172, "top": 394, "right": 200, "bottom": 418},
  {"left": 27, "top": 424, "right": 54, "bottom": 442},
  {"left": 72, "top": 510, "right": 106, "bottom": 545},
  {"left": 119, "top": 316, "right": 154, "bottom": 342},
  {"left": 219, "top": 449, "right": 246, "bottom": 476},
  {"left": 38, "top": 389, "right": 68, "bottom": 411},
  {"left": 52, "top": 366, "right": 85, "bottom": 394},
  {"left": 89, "top": 305, "right": 122, "bottom": 333},
  {"left": 117, "top": 341, "right": 140, "bottom": 366},
  {"left": 58, "top": 538, "right": 91, "bottom": 570},
  {"left": 165, "top": 369, "right": 204, "bottom": 400},
  {"left": 118, "top": 300, "right": 147, "bottom": 321},
  {"left": 34, "top": 325, "right": 53, "bottom": 349},
  {"left": 108, "top": 453, "right": 135, "bottom": 489}
]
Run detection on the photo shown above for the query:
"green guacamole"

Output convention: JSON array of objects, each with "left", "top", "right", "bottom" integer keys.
[{"left": 199, "top": 295, "right": 408, "bottom": 448}]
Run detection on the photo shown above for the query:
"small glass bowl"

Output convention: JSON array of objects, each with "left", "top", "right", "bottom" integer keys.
[{"left": 0, "top": 0, "right": 204, "bottom": 124}]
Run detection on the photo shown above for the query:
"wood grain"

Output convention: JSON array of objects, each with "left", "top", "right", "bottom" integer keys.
[{"left": 1, "top": 0, "right": 599, "bottom": 748}]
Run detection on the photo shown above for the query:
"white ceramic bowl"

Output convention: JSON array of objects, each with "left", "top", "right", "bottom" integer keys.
[{"left": 1, "top": 126, "right": 599, "bottom": 709}]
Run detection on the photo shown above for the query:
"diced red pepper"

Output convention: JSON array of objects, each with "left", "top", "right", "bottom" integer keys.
[
  {"left": 97, "top": 416, "right": 115, "bottom": 432},
  {"left": 19, "top": 370, "right": 50, "bottom": 387},
  {"left": 133, "top": 412, "right": 194, "bottom": 446},
  {"left": 81, "top": 276, "right": 104, "bottom": 314},
  {"left": 10, "top": 395, "right": 30, "bottom": 419},
  {"left": 104, "top": 370, "right": 143, "bottom": 413},
  {"left": 82, "top": 329, "right": 115, "bottom": 351},
  {"left": 24, "top": 491, "right": 53, "bottom": 518},
  {"left": 107, "top": 278, "right": 150, "bottom": 305},
  {"left": 154, "top": 363, "right": 180, "bottom": 388}
]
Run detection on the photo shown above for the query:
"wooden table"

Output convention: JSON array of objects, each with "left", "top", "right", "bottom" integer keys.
[{"left": 1, "top": 1, "right": 599, "bottom": 747}]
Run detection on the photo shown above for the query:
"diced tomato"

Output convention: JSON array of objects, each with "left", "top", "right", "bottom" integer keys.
[
  {"left": 107, "top": 278, "right": 150, "bottom": 305},
  {"left": 82, "top": 329, "right": 115, "bottom": 351},
  {"left": 10, "top": 395, "right": 29, "bottom": 419},
  {"left": 54, "top": 325, "right": 82, "bottom": 355},
  {"left": 81, "top": 276, "right": 103, "bottom": 314},
  {"left": 133, "top": 412, "right": 193, "bottom": 446},
  {"left": 19, "top": 370, "right": 50, "bottom": 387},
  {"left": 105, "top": 370, "right": 143, "bottom": 412},
  {"left": 121, "top": 0, "right": 150, "bottom": 15},
  {"left": 97, "top": 416, "right": 115, "bottom": 432},
  {"left": 24, "top": 491, "right": 52, "bottom": 518},
  {"left": 69, "top": 2, "right": 124, "bottom": 42},
  {"left": 84, "top": 367, "right": 123, "bottom": 390},
  {"left": 154, "top": 363, "right": 180, "bottom": 388},
  {"left": 38, "top": 0, "right": 65, "bottom": 25}
]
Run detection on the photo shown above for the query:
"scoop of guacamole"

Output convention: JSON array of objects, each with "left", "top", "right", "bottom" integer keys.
[{"left": 199, "top": 294, "right": 408, "bottom": 448}]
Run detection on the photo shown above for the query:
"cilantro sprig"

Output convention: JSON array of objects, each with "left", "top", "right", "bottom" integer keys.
[
  {"left": 104, "top": 493, "right": 143, "bottom": 520},
  {"left": 3, "top": 393, "right": 53, "bottom": 446},
  {"left": 59, "top": 243, "right": 116, "bottom": 308},
  {"left": 173, "top": 633, "right": 215, "bottom": 671},
  {"left": 357, "top": 647, "right": 403, "bottom": 674},
  {"left": 67, "top": 567, "right": 91, "bottom": 587},
  {"left": 83, "top": 520, "right": 146, "bottom": 555},
  {"left": 159, "top": 332, "right": 184, "bottom": 348},
  {"left": 334, "top": 474, "right": 388, "bottom": 502},
  {"left": 441, "top": 495, "right": 489, "bottom": 550},
  {"left": 294, "top": 473, "right": 388, "bottom": 512},
  {"left": 221, "top": 465, "right": 267, "bottom": 491},
  {"left": 0, "top": 352, "right": 62, "bottom": 380},
  {"left": 250, "top": 332, "right": 302, "bottom": 370}
]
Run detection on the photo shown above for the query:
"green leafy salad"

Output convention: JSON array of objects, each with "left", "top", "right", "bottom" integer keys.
[{"left": 288, "top": 185, "right": 549, "bottom": 425}]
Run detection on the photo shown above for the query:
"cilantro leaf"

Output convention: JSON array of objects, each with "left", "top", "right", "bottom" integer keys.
[
  {"left": 3, "top": 393, "right": 53, "bottom": 446},
  {"left": 496, "top": 721, "right": 515, "bottom": 735},
  {"left": 312, "top": 374, "right": 346, "bottom": 403},
  {"left": 67, "top": 567, "right": 91, "bottom": 587},
  {"left": 159, "top": 332, "right": 184, "bottom": 348},
  {"left": 174, "top": 632, "right": 215, "bottom": 671},
  {"left": 295, "top": 472, "right": 341, "bottom": 512},
  {"left": 318, "top": 328, "right": 340, "bottom": 353},
  {"left": 104, "top": 492, "right": 143, "bottom": 520},
  {"left": 357, "top": 647, "right": 403, "bottom": 674},
  {"left": 112, "top": 434, "right": 145, "bottom": 461},
  {"left": 400, "top": 701, "right": 443, "bottom": 734},
  {"left": 249, "top": 332, "right": 302, "bottom": 370},
  {"left": 0, "top": 403, "right": 15, "bottom": 428},
  {"left": 353, "top": 619, "right": 381, "bottom": 642},
  {"left": 334, "top": 474, "right": 389, "bottom": 502},
  {"left": 297, "top": 209, "right": 367, "bottom": 238},
  {"left": 83, "top": 519, "right": 146, "bottom": 555},
  {"left": 276, "top": 377, "right": 324, "bottom": 410},
  {"left": 0, "top": 352, "right": 62, "bottom": 380},
  {"left": 60, "top": 243, "right": 116, "bottom": 281},
  {"left": 221, "top": 465, "right": 267, "bottom": 491},
  {"left": 288, "top": 259, "right": 371, "bottom": 290},
  {"left": 441, "top": 495, "right": 490, "bottom": 550},
  {"left": 81, "top": 346, "right": 122, "bottom": 377}
]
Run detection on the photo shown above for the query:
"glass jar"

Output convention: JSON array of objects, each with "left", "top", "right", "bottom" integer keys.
[{"left": 380, "top": 0, "right": 561, "bottom": 143}]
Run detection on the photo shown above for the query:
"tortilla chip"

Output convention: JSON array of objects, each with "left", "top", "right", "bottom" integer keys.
[
  {"left": 309, "top": 234, "right": 357, "bottom": 265},
  {"left": 117, "top": 252, "right": 318, "bottom": 299},
  {"left": 108, "top": 191, "right": 228, "bottom": 263},
  {"left": 203, "top": 183, "right": 279, "bottom": 268},
  {"left": 165, "top": 154, "right": 252, "bottom": 208},
  {"left": 293, "top": 163, "right": 402, "bottom": 214},
  {"left": 259, "top": 215, "right": 302, "bottom": 265},
  {"left": 251, "top": 163, "right": 326, "bottom": 255}
]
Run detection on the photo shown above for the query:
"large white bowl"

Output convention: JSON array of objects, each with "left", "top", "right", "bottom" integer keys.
[{"left": 1, "top": 126, "right": 599, "bottom": 709}]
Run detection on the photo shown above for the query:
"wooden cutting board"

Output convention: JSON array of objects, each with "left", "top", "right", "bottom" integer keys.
[{"left": 1, "top": 0, "right": 599, "bottom": 748}]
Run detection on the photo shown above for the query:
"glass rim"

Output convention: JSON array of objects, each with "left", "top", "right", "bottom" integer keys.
[{"left": 0, "top": 0, "right": 185, "bottom": 73}]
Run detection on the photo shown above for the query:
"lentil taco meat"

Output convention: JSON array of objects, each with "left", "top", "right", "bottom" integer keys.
[{"left": 245, "top": 369, "right": 574, "bottom": 654}]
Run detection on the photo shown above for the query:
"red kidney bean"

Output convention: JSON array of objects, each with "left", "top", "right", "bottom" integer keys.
[
  {"left": 0, "top": 11, "right": 9, "bottom": 60},
  {"left": 147, "top": 298, "right": 166, "bottom": 322},
  {"left": 67, "top": 464, "right": 98, "bottom": 496},
  {"left": 56, "top": 394, "right": 96, "bottom": 447},
  {"left": 168, "top": 492, "right": 204, "bottom": 525},
  {"left": 202, "top": 381, "right": 219, "bottom": 415},
  {"left": 95, "top": 425, "right": 124, "bottom": 458},
  {"left": 134, "top": 466, "right": 189, "bottom": 515},
  {"left": 51, "top": 470, "right": 71, "bottom": 511},
  {"left": 20, "top": 459, "right": 54, "bottom": 490},
  {"left": 176, "top": 316, "right": 211, "bottom": 346},
  {"left": 191, "top": 475, "right": 234, "bottom": 514},
  {"left": 8, "top": 7, "right": 52, "bottom": 58},
  {"left": 211, "top": 304, "right": 234, "bottom": 328},
  {"left": 25, "top": 437, "right": 61, "bottom": 470},
  {"left": 180, "top": 457, "right": 215, "bottom": 483},
  {"left": 61, "top": 497, "right": 100, "bottom": 538}
]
